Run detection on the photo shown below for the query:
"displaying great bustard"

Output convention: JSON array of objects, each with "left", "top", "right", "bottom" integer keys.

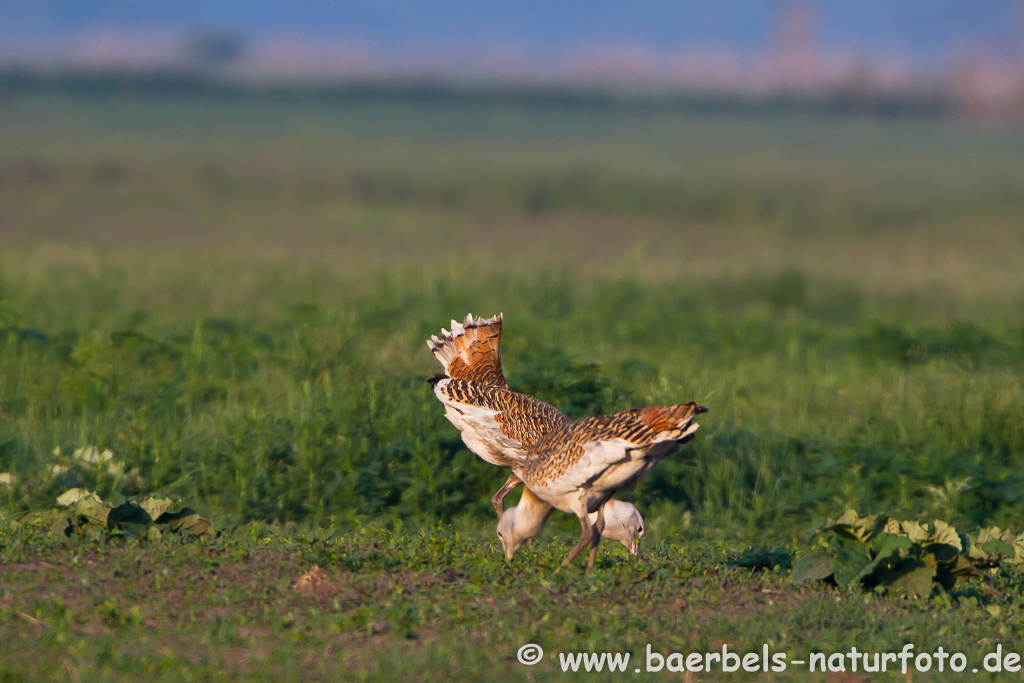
[
  {"left": 520, "top": 403, "right": 707, "bottom": 571},
  {"left": 427, "top": 314, "right": 641, "bottom": 552},
  {"left": 427, "top": 314, "right": 704, "bottom": 568}
]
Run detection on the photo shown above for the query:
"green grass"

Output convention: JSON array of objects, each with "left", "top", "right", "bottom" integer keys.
[
  {"left": 2, "top": 265, "right": 1022, "bottom": 539},
  {"left": 2, "top": 524, "right": 1024, "bottom": 682},
  {"left": 1, "top": 87, "right": 1024, "bottom": 680}
]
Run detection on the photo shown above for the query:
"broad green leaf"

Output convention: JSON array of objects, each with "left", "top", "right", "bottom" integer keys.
[
  {"left": 930, "top": 520, "right": 962, "bottom": 551},
  {"left": 880, "top": 517, "right": 901, "bottom": 535},
  {"left": 852, "top": 533, "right": 915, "bottom": 584},
  {"left": 156, "top": 508, "right": 213, "bottom": 536},
  {"left": 63, "top": 494, "right": 113, "bottom": 528},
  {"left": 831, "top": 537, "right": 873, "bottom": 586},
  {"left": 870, "top": 531, "right": 914, "bottom": 558},
  {"left": 56, "top": 488, "right": 103, "bottom": 508},
  {"left": 979, "top": 538, "right": 1015, "bottom": 558},
  {"left": 880, "top": 559, "right": 936, "bottom": 596},
  {"left": 791, "top": 550, "right": 833, "bottom": 582},
  {"left": 900, "top": 520, "right": 929, "bottom": 543},
  {"left": 973, "top": 527, "right": 1000, "bottom": 544},
  {"left": 964, "top": 527, "right": 1023, "bottom": 566},
  {"left": 169, "top": 513, "right": 212, "bottom": 536},
  {"left": 892, "top": 565, "right": 937, "bottom": 593},
  {"left": 139, "top": 496, "right": 178, "bottom": 522},
  {"left": 813, "top": 509, "right": 1024, "bottom": 594},
  {"left": 826, "top": 510, "right": 879, "bottom": 543},
  {"left": 1009, "top": 536, "right": 1024, "bottom": 565},
  {"left": 853, "top": 514, "right": 880, "bottom": 542},
  {"left": 834, "top": 509, "right": 860, "bottom": 526}
]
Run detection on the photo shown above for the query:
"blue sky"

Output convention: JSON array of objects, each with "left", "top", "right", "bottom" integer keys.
[{"left": 2, "top": 0, "right": 1021, "bottom": 67}]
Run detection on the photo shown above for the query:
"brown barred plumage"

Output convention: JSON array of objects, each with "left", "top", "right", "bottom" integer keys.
[
  {"left": 521, "top": 402, "right": 707, "bottom": 486},
  {"left": 519, "top": 401, "right": 707, "bottom": 572},
  {"left": 437, "top": 378, "right": 569, "bottom": 457}
]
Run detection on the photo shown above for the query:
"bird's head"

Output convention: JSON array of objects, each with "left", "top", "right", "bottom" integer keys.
[
  {"left": 601, "top": 499, "right": 645, "bottom": 556},
  {"left": 497, "top": 490, "right": 553, "bottom": 560},
  {"left": 497, "top": 506, "right": 527, "bottom": 560}
]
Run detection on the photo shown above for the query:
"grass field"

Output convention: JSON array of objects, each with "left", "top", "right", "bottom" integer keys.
[{"left": 1, "top": 87, "right": 1024, "bottom": 680}]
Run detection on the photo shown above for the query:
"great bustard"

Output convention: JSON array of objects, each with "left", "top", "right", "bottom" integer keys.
[
  {"left": 520, "top": 402, "right": 707, "bottom": 571},
  {"left": 497, "top": 486, "right": 644, "bottom": 560},
  {"left": 427, "top": 313, "right": 568, "bottom": 515},
  {"left": 427, "top": 313, "right": 650, "bottom": 555}
]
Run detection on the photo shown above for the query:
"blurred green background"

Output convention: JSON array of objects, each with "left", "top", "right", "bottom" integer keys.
[{"left": 1, "top": 87, "right": 1023, "bottom": 542}]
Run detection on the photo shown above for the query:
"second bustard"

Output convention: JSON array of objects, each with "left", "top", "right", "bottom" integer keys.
[
  {"left": 497, "top": 486, "right": 644, "bottom": 560},
  {"left": 520, "top": 402, "right": 708, "bottom": 571}
]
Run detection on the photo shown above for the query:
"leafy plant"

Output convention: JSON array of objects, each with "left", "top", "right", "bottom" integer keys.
[
  {"left": 793, "top": 509, "right": 1024, "bottom": 596},
  {"left": 13, "top": 488, "right": 213, "bottom": 539}
]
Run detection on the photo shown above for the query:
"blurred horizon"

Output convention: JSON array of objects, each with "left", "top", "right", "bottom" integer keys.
[{"left": 3, "top": 1, "right": 1024, "bottom": 118}]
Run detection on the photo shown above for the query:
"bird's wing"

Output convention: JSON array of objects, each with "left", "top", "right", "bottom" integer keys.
[
  {"left": 523, "top": 402, "right": 706, "bottom": 489},
  {"left": 454, "top": 401, "right": 528, "bottom": 465},
  {"left": 432, "top": 378, "right": 569, "bottom": 468}
]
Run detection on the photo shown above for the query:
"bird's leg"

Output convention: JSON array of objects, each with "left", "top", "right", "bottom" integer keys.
[
  {"left": 586, "top": 504, "right": 605, "bottom": 571},
  {"left": 556, "top": 513, "right": 594, "bottom": 572},
  {"left": 491, "top": 472, "right": 522, "bottom": 518}
]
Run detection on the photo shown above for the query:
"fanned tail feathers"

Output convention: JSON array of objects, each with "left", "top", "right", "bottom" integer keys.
[{"left": 427, "top": 313, "right": 508, "bottom": 388}]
